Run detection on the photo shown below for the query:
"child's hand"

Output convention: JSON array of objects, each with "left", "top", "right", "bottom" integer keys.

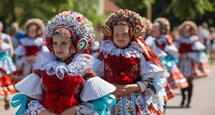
[
  {"left": 113, "top": 84, "right": 140, "bottom": 96},
  {"left": 40, "top": 109, "right": 57, "bottom": 115},
  {"left": 60, "top": 106, "right": 78, "bottom": 115}
]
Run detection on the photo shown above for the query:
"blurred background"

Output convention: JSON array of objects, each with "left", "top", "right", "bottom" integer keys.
[{"left": 1, "top": 0, "right": 215, "bottom": 33}]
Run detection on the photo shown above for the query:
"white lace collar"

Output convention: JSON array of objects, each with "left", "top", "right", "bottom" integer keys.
[
  {"left": 20, "top": 37, "right": 43, "bottom": 46},
  {"left": 100, "top": 40, "right": 144, "bottom": 58},
  {"left": 34, "top": 52, "right": 92, "bottom": 80},
  {"left": 177, "top": 35, "right": 199, "bottom": 43},
  {"left": 156, "top": 35, "right": 168, "bottom": 44}
]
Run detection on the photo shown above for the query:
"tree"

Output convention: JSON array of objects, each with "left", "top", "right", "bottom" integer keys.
[
  {"left": 168, "top": 0, "right": 215, "bottom": 20},
  {"left": 0, "top": 0, "right": 104, "bottom": 30}
]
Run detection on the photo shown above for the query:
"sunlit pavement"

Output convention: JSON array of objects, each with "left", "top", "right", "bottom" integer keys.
[{"left": 165, "top": 64, "right": 215, "bottom": 115}]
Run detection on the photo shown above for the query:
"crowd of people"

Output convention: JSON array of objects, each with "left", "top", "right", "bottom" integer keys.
[{"left": 0, "top": 9, "right": 214, "bottom": 115}]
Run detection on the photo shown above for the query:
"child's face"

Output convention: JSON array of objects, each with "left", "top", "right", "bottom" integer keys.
[
  {"left": 182, "top": 26, "right": 190, "bottom": 38},
  {"left": 151, "top": 25, "right": 160, "bottom": 38},
  {"left": 113, "top": 25, "right": 131, "bottom": 48},
  {"left": 28, "top": 25, "right": 37, "bottom": 38},
  {"left": 53, "top": 35, "right": 72, "bottom": 61}
]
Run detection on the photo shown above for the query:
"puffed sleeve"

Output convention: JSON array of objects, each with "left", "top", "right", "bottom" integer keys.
[
  {"left": 14, "top": 45, "right": 25, "bottom": 56},
  {"left": 139, "top": 54, "right": 164, "bottom": 80},
  {"left": 15, "top": 73, "right": 44, "bottom": 100},
  {"left": 91, "top": 56, "right": 104, "bottom": 78}
]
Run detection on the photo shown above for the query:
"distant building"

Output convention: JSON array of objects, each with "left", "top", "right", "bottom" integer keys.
[{"left": 99, "top": 0, "right": 120, "bottom": 15}]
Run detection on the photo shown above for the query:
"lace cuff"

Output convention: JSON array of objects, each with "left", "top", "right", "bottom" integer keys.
[
  {"left": 137, "top": 81, "right": 148, "bottom": 92},
  {"left": 22, "top": 100, "right": 46, "bottom": 115}
]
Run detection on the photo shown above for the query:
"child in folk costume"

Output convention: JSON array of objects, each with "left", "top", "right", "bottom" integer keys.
[
  {"left": 176, "top": 21, "right": 210, "bottom": 107},
  {"left": 144, "top": 20, "right": 175, "bottom": 111},
  {"left": 11, "top": 19, "right": 48, "bottom": 82},
  {"left": 0, "top": 21, "right": 14, "bottom": 57},
  {"left": 0, "top": 38, "right": 16, "bottom": 110},
  {"left": 12, "top": 11, "right": 116, "bottom": 115},
  {"left": 94, "top": 9, "right": 166, "bottom": 115},
  {"left": 153, "top": 17, "right": 188, "bottom": 90}
]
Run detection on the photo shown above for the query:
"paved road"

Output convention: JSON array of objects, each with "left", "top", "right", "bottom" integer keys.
[
  {"left": 1, "top": 65, "right": 215, "bottom": 115},
  {"left": 165, "top": 65, "right": 215, "bottom": 115}
]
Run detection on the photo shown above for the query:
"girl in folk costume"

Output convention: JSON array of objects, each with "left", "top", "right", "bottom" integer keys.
[
  {"left": 94, "top": 9, "right": 166, "bottom": 115},
  {"left": 176, "top": 21, "right": 210, "bottom": 107},
  {"left": 0, "top": 38, "right": 16, "bottom": 110},
  {"left": 146, "top": 21, "right": 175, "bottom": 96},
  {"left": 153, "top": 17, "right": 188, "bottom": 90},
  {"left": 141, "top": 17, "right": 153, "bottom": 39},
  {"left": 12, "top": 11, "right": 116, "bottom": 115},
  {"left": 144, "top": 20, "right": 175, "bottom": 111},
  {"left": 0, "top": 21, "right": 14, "bottom": 57},
  {"left": 11, "top": 19, "right": 48, "bottom": 82}
]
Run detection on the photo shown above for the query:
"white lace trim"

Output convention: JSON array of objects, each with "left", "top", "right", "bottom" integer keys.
[
  {"left": 100, "top": 40, "right": 144, "bottom": 58},
  {"left": 23, "top": 100, "right": 46, "bottom": 115},
  {"left": 176, "top": 35, "right": 199, "bottom": 43},
  {"left": 20, "top": 37, "right": 43, "bottom": 46},
  {"left": 34, "top": 52, "right": 92, "bottom": 80},
  {"left": 143, "top": 88, "right": 164, "bottom": 111},
  {"left": 156, "top": 35, "right": 168, "bottom": 45},
  {"left": 77, "top": 102, "right": 98, "bottom": 115},
  {"left": 145, "top": 36, "right": 167, "bottom": 59}
]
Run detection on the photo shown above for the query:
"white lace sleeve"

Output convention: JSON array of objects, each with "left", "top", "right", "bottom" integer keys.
[
  {"left": 164, "top": 44, "right": 179, "bottom": 57},
  {"left": 140, "top": 55, "right": 164, "bottom": 80},
  {"left": 92, "top": 57, "right": 104, "bottom": 77},
  {"left": 192, "top": 41, "right": 205, "bottom": 50},
  {"left": 15, "top": 73, "right": 44, "bottom": 100},
  {"left": 14, "top": 45, "right": 25, "bottom": 56},
  {"left": 22, "top": 100, "right": 46, "bottom": 115}
]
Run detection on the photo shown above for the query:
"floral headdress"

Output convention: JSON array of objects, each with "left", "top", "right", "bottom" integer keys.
[
  {"left": 102, "top": 9, "right": 144, "bottom": 40},
  {"left": 43, "top": 11, "right": 95, "bottom": 53}
]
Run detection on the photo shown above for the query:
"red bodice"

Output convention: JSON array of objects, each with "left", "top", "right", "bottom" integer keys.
[
  {"left": 24, "top": 45, "right": 40, "bottom": 56},
  {"left": 104, "top": 55, "right": 140, "bottom": 85},
  {"left": 179, "top": 43, "right": 192, "bottom": 53},
  {"left": 156, "top": 42, "right": 165, "bottom": 51},
  {"left": 40, "top": 71, "right": 83, "bottom": 113}
]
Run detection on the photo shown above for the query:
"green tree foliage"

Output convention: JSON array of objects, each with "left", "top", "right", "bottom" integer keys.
[
  {"left": 0, "top": 0, "right": 103, "bottom": 29},
  {"left": 114, "top": 0, "right": 155, "bottom": 10},
  {"left": 168, "top": 0, "right": 214, "bottom": 19},
  {"left": 58, "top": 0, "right": 105, "bottom": 27},
  {"left": 113, "top": 0, "right": 215, "bottom": 26}
]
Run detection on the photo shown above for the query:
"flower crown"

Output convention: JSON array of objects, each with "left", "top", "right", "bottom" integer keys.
[
  {"left": 102, "top": 9, "right": 144, "bottom": 40},
  {"left": 43, "top": 11, "right": 95, "bottom": 52}
]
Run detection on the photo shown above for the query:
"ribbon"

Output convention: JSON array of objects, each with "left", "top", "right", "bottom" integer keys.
[
  {"left": 0, "top": 53, "right": 12, "bottom": 62},
  {"left": 11, "top": 94, "right": 29, "bottom": 115},
  {"left": 162, "top": 54, "right": 178, "bottom": 70},
  {"left": 92, "top": 94, "right": 116, "bottom": 115}
]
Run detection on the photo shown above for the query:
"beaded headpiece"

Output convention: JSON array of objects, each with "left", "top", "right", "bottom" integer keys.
[
  {"left": 43, "top": 11, "right": 95, "bottom": 53},
  {"left": 102, "top": 9, "right": 144, "bottom": 40}
]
